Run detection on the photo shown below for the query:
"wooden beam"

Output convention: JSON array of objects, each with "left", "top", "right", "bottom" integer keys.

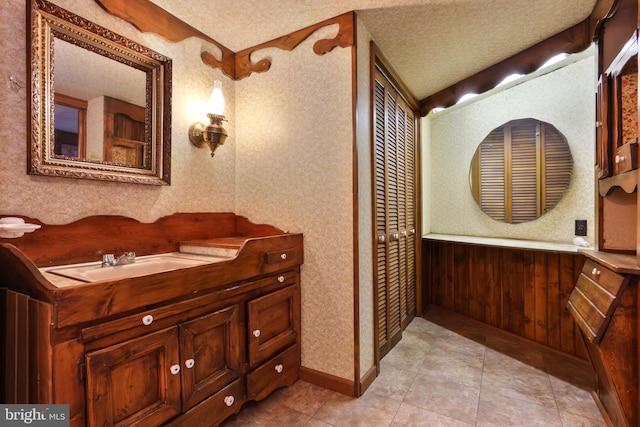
[
  {"left": 94, "top": 0, "right": 235, "bottom": 78},
  {"left": 419, "top": 20, "right": 592, "bottom": 116}
]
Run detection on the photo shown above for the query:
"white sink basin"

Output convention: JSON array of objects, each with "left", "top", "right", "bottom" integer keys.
[{"left": 47, "top": 253, "right": 216, "bottom": 283}]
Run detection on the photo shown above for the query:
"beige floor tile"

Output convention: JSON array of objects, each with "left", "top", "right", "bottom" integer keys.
[
  {"left": 312, "top": 390, "right": 401, "bottom": 427},
  {"left": 390, "top": 402, "right": 474, "bottom": 426},
  {"left": 268, "top": 380, "right": 340, "bottom": 416},
  {"left": 476, "top": 390, "right": 563, "bottom": 426},
  {"left": 366, "top": 366, "right": 418, "bottom": 401},
  {"left": 549, "top": 376, "right": 603, "bottom": 422},
  {"left": 403, "top": 374, "right": 480, "bottom": 424},
  {"left": 220, "top": 397, "right": 311, "bottom": 426},
  {"left": 220, "top": 309, "right": 607, "bottom": 427}
]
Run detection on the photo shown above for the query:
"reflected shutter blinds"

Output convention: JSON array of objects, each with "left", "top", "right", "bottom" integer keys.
[
  {"left": 478, "top": 119, "right": 572, "bottom": 223},
  {"left": 542, "top": 123, "right": 573, "bottom": 212},
  {"left": 510, "top": 122, "right": 539, "bottom": 223},
  {"left": 480, "top": 130, "right": 505, "bottom": 221},
  {"left": 373, "top": 67, "right": 417, "bottom": 357}
]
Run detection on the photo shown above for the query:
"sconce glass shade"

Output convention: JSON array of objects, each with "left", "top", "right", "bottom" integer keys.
[
  {"left": 189, "top": 80, "right": 228, "bottom": 157},
  {"left": 208, "top": 80, "right": 225, "bottom": 116}
]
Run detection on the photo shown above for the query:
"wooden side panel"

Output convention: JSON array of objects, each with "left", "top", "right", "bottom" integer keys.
[
  {"left": 425, "top": 239, "right": 587, "bottom": 358},
  {"left": 2, "top": 289, "right": 30, "bottom": 403}
]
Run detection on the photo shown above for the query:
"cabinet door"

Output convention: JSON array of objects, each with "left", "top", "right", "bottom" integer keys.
[
  {"left": 85, "top": 327, "right": 181, "bottom": 427},
  {"left": 179, "top": 304, "right": 243, "bottom": 411},
  {"left": 247, "top": 284, "right": 299, "bottom": 367}
]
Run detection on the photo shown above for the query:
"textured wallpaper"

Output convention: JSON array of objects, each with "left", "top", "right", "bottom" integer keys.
[
  {"left": 425, "top": 50, "right": 596, "bottom": 245},
  {"left": 1, "top": 0, "right": 235, "bottom": 225},
  {"left": 234, "top": 25, "right": 356, "bottom": 381}
]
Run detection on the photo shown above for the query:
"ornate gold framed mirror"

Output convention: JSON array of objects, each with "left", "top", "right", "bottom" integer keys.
[{"left": 28, "top": 0, "right": 172, "bottom": 185}]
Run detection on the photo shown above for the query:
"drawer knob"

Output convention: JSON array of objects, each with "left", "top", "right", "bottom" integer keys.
[
  {"left": 591, "top": 267, "right": 600, "bottom": 276},
  {"left": 281, "top": 253, "right": 287, "bottom": 260},
  {"left": 615, "top": 155, "right": 625, "bottom": 163},
  {"left": 253, "top": 329, "right": 261, "bottom": 338},
  {"left": 275, "top": 364, "right": 284, "bottom": 374},
  {"left": 185, "top": 358, "right": 195, "bottom": 369},
  {"left": 170, "top": 364, "right": 180, "bottom": 375},
  {"left": 224, "top": 395, "right": 235, "bottom": 407},
  {"left": 278, "top": 275, "right": 285, "bottom": 283},
  {"left": 142, "top": 315, "right": 154, "bottom": 326}
]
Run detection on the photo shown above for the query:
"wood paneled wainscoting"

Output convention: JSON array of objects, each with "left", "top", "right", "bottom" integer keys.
[{"left": 422, "top": 236, "right": 589, "bottom": 360}]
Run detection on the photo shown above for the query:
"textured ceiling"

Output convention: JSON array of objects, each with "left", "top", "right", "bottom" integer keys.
[{"left": 150, "top": 0, "right": 597, "bottom": 101}]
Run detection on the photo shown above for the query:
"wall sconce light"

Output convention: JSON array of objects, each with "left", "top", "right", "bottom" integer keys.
[{"left": 189, "top": 80, "right": 228, "bottom": 157}]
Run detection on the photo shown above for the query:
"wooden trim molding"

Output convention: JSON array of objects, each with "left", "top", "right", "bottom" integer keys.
[
  {"left": 299, "top": 366, "right": 355, "bottom": 397},
  {"left": 94, "top": 0, "right": 355, "bottom": 80},
  {"left": 233, "top": 12, "right": 354, "bottom": 80}
]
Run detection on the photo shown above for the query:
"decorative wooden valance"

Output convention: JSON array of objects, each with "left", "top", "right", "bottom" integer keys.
[{"left": 95, "top": 0, "right": 354, "bottom": 80}]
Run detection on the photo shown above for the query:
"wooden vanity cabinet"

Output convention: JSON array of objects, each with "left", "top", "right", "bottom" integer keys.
[
  {"left": 85, "top": 304, "right": 244, "bottom": 427},
  {"left": 0, "top": 213, "right": 303, "bottom": 427},
  {"left": 246, "top": 284, "right": 301, "bottom": 401}
]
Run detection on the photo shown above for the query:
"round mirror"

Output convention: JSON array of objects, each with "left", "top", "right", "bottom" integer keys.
[{"left": 469, "top": 118, "right": 573, "bottom": 223}]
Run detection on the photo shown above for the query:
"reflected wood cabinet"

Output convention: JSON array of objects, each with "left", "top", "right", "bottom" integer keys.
[{"left": 0, "top": 213, "right": 302, "bottom": 427}]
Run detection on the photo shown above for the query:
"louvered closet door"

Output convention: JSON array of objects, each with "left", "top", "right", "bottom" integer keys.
[{"left": 373, "top": 68, "right": 417, "bottom": 358}]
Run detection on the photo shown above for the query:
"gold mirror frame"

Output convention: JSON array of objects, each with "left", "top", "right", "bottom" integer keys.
[{"left": 28, "top": 0, "right": 172, "bottom": 185}]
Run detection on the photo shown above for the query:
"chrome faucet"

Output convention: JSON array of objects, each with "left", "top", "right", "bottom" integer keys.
[{"left": 102, "top": 251, "right": 136, "bottom": 267}]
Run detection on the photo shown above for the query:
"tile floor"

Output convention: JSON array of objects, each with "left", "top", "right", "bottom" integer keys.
[{"left": 221, "top": 306, "right": 606, "bottom": 426}]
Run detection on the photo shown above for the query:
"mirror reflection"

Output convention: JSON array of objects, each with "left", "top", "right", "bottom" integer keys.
[
  {"left": 29, "top": 0, "right": 172, "bottom": 185},
  {"left": 54, "top": 38, "right": 147, "bottom": 167},
  {"left": 470, "top": 118, "right": 573, "bottom": 223}
]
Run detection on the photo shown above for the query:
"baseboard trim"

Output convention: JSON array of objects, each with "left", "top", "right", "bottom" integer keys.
[
  {"left": 299, "top": 366, "right": 355, "bottom": 396},
  {"left": 357, "top": 364, "right": 377, "bottom": 396}
]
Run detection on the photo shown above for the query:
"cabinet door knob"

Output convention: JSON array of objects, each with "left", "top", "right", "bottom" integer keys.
[
  {"left": 224, "top": 395, "right": 235, "bottom": 407},
  {"left": 253, "top": 329, "right": 261, "bottom": 338},
  {"left": 185, "top": 358, "right": 195, "bottom": 369},
  {"left": 377, "top": 235, "right": 386, "bottom": 243},
  {"left": 170, "top": 364, "right": 180, "bottom": 375},
  {"left": 278, "top": 275, "right": 285, "bottom": 283},
  {"left": 275, "top": 364, "right": 284, "bottom": 374},
  {"left": 281, "top": 253, "right": 287, "bottom": 260},
  {"left": 142, "top": 315, "right": 154, "bottom": 326}
]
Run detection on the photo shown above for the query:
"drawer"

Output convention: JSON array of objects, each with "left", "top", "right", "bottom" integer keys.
[
  {"left": 612, "top": 139, "right": 637, "bottom": 174},
  {"left": 567, "top": 260, "right": 628, "bottom": 343},
  {"left": 581, "top": 259, "right": 625, "bottom": 295},
  {"left": 164, "top": 379, "right": 244, "bottom": 427},
  {"left": 247, "top": 344, "right": 300, "bottom": 401},
  {"left": 264, "top": 248, "right": 298, "bottom": 264}
]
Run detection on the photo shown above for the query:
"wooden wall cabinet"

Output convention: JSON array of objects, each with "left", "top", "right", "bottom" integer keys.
[
  {"left": 567, "top": 5, "right": 640, "bottom": 424},
  {"left": 596, "top": 32, "right": 639, "bottom": 254},
  {"left": 0, "top": 213, "right": 303, "bottom": 427}
]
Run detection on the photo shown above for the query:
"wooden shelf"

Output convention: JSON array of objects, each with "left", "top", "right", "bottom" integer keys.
[{"left": 598, "top": 169, "right": 638, "bottom": 196}]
